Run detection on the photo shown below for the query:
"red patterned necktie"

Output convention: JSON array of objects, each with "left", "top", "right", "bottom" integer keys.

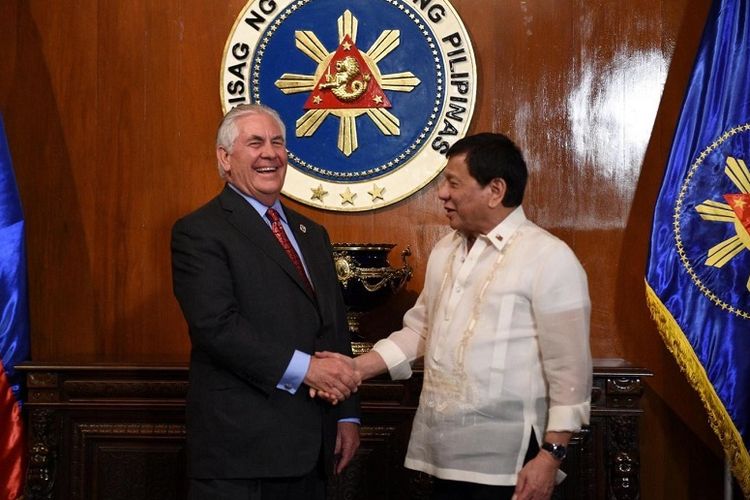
[{"left": 266, "top": 208, "right": 314, "bottom": 294}]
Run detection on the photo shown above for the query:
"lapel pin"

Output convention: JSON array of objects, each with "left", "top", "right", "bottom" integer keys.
[{"left": 299, "top": 224, "right": 307, "bottom": 233}]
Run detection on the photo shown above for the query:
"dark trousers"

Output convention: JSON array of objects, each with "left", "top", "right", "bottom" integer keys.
[
  {"left": 188, "top": 463, "right": 326, "bottom": 500},
  {"left": 431, "top": 430, "right": 540, "bottom": 500}
]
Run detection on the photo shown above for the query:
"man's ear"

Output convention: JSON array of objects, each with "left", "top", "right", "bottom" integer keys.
[
  {"left": 216, "top": 147, "right": 231, "bottom": 177},
  {"left": 487, "top": 178, "right": 507, "bottom": 208}
]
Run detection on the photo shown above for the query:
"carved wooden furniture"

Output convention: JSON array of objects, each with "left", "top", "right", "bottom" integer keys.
[{"left": 18, "top": 359, "right": 650, "bottom": 499}]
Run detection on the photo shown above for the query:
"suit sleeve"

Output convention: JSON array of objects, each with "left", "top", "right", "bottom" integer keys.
[
  {"left": 171, "top": 216, "right": 294, "bottom": 395},
  {"left": 318, "top": 226, "right": 360, "bottom": 421}
]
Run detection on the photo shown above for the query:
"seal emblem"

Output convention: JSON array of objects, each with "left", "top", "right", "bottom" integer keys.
[
  {"left": 677, "top": 123, "right": 750, "bottom": 318},
  {"left": 221, "top": 0, "right": 477, "bottom": 211}
]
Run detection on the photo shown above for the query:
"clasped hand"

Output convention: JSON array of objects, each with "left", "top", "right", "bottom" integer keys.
[{"left": 304, "top": 351, "right": 361, "bottom": 404}]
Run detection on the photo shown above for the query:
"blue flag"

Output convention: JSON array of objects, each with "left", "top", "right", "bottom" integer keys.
[
  {"left": 645, "top": 0, "right": 750, "bottom": 494},
  {"left": 0, "top": 114, "right": 30, "bottom": 498}
]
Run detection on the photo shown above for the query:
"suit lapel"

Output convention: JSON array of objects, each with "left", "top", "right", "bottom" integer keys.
[{"left": 219, "top": 187, "right": 316, "bottom": 302}]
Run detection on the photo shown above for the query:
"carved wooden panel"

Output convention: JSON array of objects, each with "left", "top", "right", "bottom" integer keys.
[
  {"left": 71, "top": 421, "right": 186, "bottom": 499},
  {"left": 92, "top": 444, "right": 185, "bottom": 500},
  {"left": 18, "top": 360, "right": 649, "bottom": 500}
]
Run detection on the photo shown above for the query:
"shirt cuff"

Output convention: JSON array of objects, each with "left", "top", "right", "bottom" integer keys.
[
  {"left": 338, "top": 418, "right": 361, "bottom": 425},
  {"left": 277, "top": 350, "right": 311, "bottom": 394},
  {"left": 547, "top": 401, "right": 591, "bottom": 431},
  {"left": 372, "top": 338, "right": 412, "bottom": 380}
]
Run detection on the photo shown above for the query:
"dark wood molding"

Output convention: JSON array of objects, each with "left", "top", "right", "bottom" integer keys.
[{"left": 18, "top": 359, "right": 650, "bottom": 499}]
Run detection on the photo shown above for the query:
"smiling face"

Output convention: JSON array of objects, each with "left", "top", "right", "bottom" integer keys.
[
  {"left": 216, "top": 112, "right": 288, "bottom": 206},
  {"left": 437, "top": 153, "right": 507, "bottom": 239}
]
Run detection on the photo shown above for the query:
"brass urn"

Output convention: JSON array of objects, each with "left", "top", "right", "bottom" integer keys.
[{"left": 332, "top": 243, "right": 412, "bottom": 354}]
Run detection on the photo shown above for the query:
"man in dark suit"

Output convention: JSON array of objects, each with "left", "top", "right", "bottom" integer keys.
[{"left": 171, "top": 103, "right": 361, "bottom": 500}]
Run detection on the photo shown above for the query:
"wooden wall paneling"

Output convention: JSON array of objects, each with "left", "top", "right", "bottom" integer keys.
[
  {"left": 5, "top": 1, "right": 100, "bottom": 359},
  {"left": 94, "top": 0, "right": 191, "bottom": 358},
  {"left": 0, "top": 1, "right": 18, "bottom": 102},
  {"left": 130, "top": 0, "right": 184, "bottom": 358}
]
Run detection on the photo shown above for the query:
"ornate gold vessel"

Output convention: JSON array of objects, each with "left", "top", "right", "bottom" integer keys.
[{"left": 332, "top": 243, "right": 412, "bottom": 354}]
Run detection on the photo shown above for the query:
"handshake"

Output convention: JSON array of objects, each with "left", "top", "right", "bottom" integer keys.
[{"left": 303, "top": 351, "right": 362, "bottom": 404}]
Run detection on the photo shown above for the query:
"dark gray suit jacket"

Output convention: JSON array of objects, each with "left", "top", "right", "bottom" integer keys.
[{"left": 171, "top": 185, "right": 358, "bottom": 479}]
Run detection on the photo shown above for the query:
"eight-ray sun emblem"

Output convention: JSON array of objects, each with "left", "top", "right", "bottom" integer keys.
[
  {"left": 274, "top": 10, "right": 420, "bottom": 156},
  {"left": 220, "top": 0, "right": 477, "bottom": 211},
  {"left": 695, "top": 154, "right": 750, "bottom": 291}
]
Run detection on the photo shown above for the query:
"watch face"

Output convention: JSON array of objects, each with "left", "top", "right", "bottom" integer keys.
[{"left": 542, "top": 442, "right": 567, "bottom": 460}]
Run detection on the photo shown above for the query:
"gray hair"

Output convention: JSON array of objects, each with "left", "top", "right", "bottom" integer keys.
[{"left": 215, "top": 104, "right": 287, "bottom": 179}]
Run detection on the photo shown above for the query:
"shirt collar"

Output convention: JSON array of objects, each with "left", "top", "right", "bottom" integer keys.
[
  {"left": 451, "top": 206, "right": 527, "bottom": 252},
  {"left": 227, "top": 183, "right": 287, "bottom": 223},
  {"left": 484, "top": 206, "right": 527, "bottom": 250}
]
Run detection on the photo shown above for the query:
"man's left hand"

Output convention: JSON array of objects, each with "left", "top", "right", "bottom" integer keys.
[
  {"left": 334, "top": 421, "right": 360, "bottom": 475},
  {"left": 512, "top": 452, "right": 559, "bottom": 500}
]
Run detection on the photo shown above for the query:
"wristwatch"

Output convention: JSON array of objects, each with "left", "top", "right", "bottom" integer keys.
[{"left": 541, "top": 441, "right": 567, "bottom": 461}]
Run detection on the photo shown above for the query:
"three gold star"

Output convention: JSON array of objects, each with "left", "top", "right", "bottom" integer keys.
[
  {"left": 368, "top": 184, "right": 385, "bottom": 201},
  {"left": 311, "top": 184, "right": 328, "bottom": 202},
  {"left": 340, "top": 188, "right": 357, "bottom": 205}
]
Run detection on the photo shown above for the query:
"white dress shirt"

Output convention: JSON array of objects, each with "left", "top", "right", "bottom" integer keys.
[{"left": 372, "top": 206, "right": 592, "bottom": 485}]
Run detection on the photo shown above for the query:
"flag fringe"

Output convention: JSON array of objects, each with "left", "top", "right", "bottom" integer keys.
[{"left": 646, "top": 279, "right": 750, "bottom": 497}]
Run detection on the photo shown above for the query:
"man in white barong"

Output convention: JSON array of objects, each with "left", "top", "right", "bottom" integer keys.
[{"left": 318, "top": 132, "right": 592, "bottom": 500}]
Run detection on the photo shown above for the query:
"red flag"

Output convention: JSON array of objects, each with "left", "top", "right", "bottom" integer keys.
[{"left": 0, "top": 361, "right": 25, "bottom": 499}]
